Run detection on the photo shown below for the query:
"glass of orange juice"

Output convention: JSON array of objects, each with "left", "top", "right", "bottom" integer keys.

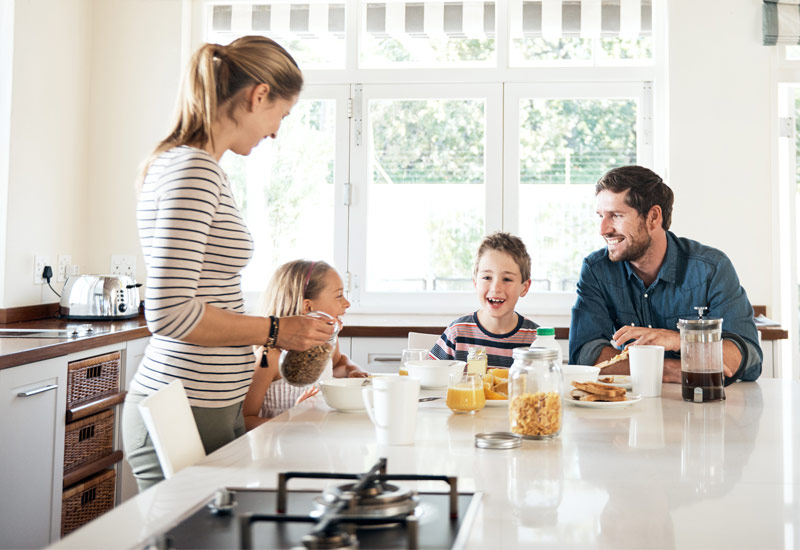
[
  {"left": 446, "top": 373, "right": 486, "bottom": 414},
  {"left": 400, "top": 349, "right": 428, "bottom": 376}
]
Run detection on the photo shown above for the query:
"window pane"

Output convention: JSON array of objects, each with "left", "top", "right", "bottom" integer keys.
[
  {"left": 222, "top": 99, "right": 337, "bottom": 292},
  {"left": 518, "top": 98, "right": 638, "bottom": 291},
  {"left": 366, "top": 98, "right": 486, "bottom": 292},
  {"left": 207, "top": 3, "right": 346, "bottom": 69}
]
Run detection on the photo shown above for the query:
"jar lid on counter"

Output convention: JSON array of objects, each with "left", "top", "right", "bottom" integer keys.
[
  {"left": 475, "top": 432, "right": 522, "bottom": 449},
  {"left": 512, "top": 347, "right": 558, "bottom": 361}
]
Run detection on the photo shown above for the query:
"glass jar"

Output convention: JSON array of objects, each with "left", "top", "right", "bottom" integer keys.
[
  {"left": 466, "top": 346, "right": 488, "bottom": 375},
  {"left": 279, "top": 311, "right": 339, "bottom": 387},
  {"left": 508, "top": 347, "right": 563, "bottom": 439}
]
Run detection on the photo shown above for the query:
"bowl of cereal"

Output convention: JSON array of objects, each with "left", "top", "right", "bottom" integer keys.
[
  {"left": 404, "top": 360, "right": 465, "bottom": 389},
  {"left": 318, "top": 378, "right": 367, "bottom": 412}
]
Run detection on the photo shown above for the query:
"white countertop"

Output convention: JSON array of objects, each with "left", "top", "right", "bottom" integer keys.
[{"left": 53, "top": 379, "right": 799, "bottom": 549}]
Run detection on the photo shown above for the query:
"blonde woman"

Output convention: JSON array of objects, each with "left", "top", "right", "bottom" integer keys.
[
  {"left": 243, "top": 260, "right": 368, "bottom": 431},
  {"left": 122, "top": 37, "right": 335, "bottom": 491}
]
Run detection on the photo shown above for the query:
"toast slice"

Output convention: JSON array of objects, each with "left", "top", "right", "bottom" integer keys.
[
  {"left": 570, "top": 388, "right": 627, "bottom": 402},
  {"left": 595, "top": 348, "right": 630, "bottom": 370},
  {"left": 571, "top": 380, "right": 627, "bottom": 398}
]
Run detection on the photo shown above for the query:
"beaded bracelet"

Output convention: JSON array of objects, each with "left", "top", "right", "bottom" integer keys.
[{"left": 264, "top": 315, "right": 279, "bottom": 350}]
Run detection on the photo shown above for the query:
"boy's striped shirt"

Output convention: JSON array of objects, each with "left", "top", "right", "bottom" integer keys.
[{"left": 430, "top": 312, "right": 539, "bottom": 368}]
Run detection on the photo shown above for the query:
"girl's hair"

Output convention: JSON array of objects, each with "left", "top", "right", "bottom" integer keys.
[
  {"left": 260, "top": 260, "right": 333, "bottom": 317},
  {"left": 137, "top": 35, "right": 303, "bottom": 187}
]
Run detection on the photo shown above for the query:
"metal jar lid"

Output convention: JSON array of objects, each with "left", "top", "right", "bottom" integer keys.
[
  {"left": 512, "top": 347, "right": 558, "bottom": 361},
  {"left": 475, "top": 432, "right": 522, "bottom": 450}
]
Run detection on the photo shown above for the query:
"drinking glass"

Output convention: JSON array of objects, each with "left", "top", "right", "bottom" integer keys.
[
  {"left": 446, "top": 372, "right": 486, "bottom": 414},
  {"left": 400, "top": 348, "right": 428, "bottom": 376}
]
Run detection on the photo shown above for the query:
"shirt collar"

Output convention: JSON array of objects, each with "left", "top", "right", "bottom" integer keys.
[{"left": 622, "top": 230, "right": 678, "bottom": 285}]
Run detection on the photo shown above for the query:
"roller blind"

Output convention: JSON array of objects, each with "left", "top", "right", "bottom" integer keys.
[
  {"left": 210, "top": 1, "right": 651, "bottom": 40},
  {"left": 763, "top": 0, "right": 800, "bottom": 45}
]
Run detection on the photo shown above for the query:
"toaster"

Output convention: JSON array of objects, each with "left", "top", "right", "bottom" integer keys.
[{"left": 59, "top": 274, "right": 142, "bottom": 320}]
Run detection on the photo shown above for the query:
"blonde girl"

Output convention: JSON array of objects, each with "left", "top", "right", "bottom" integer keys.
[
  {"left": 123, "top": 37, "right": 335, "bottom": 492},
  {"left": 243, "top": 260, "right": 368, "bottom": 430}
]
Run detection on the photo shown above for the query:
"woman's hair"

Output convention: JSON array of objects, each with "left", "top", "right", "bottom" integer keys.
[
  {"left": 259, "top": 260, "right": 333, "bottom": 317},
  {"left": 473, "top": 232, "right": 532, "bottom": 282},
  {"left": 137, "top": 35, "right": 303, "bottom": 187},
  {"left": 595, "top": 165, "right": 674, "bottom": 230}
]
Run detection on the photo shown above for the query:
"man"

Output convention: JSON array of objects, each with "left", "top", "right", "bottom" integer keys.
[{"left": 569, "top": 166, "right": 761, "bottom": 384}]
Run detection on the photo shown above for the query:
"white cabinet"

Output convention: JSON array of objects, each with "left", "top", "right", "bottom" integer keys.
[
  {"left": 349, "top": 337, "right": 406, "bottom": 374},
  {"left": 0, "top": 357, "right": 67, "bottom": 549}
]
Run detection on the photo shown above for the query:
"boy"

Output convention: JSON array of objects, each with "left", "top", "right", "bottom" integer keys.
[{"left": 430, "top": 232, "right": 539, "bottom": 368}]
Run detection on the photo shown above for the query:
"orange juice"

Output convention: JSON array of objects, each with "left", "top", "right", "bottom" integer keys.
[
  {"left": 446, "top": 384, "right": 486, "bottom": 413},
  {"left": 398, "top": 367, "right": 408, "bottom": 376}
]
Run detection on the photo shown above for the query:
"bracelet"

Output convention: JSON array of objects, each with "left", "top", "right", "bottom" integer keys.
[{"left": 264, "top": 315, "right": 279, "bottom": 350}]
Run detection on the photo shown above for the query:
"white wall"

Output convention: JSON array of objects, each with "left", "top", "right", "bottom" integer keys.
[
  {"left": 4, "top": 0, "right": 92, "bottom": 308},
  {"left": 0, "top": 0, "right": 784, "bottom": 317},
  {"left": 666, "top": 1, "right": 774, "bottom": 309}
]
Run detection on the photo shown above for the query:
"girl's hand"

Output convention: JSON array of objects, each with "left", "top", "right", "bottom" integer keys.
[
  {"left": 295, "top": 386, "right": 320, "bottom": 405},
  {"left": 277, "top": 315, "right": 335, "bottom": 351}
]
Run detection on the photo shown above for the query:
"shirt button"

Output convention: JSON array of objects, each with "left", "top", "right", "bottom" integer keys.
[
  {"left": 644, "top": 293, "right": 648, "bottom": 298},
  {"left": 648, "top": 325, "right": 652, "bottom": 328}
]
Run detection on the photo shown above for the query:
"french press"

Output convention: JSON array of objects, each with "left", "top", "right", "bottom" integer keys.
[{"left": 677, "top": 307, "right": 725, "bottom": 402}]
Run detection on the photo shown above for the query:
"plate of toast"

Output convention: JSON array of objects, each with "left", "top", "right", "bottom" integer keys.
[
  {"left": 596, "top": 375, "right": 633, "bottom": 390},
  {"left": 566, "top": 381, "right": 641, "bottom": 408}
]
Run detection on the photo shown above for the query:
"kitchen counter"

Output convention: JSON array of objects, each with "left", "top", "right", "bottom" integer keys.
[
  {"left": 52, "top": 379, "right": 799, "bottom": 549},
  {"left": 0, "top": 315, "right": 149, "bottom": 370}
]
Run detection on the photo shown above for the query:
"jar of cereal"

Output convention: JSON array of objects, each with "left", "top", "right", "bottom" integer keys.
[{"left": 508, "top": 347, "right": 563, "bottom": 439}]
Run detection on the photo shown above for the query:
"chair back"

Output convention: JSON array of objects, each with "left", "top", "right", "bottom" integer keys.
[
  {"left": 138, "top": 380, "right": 205, "bottom": 479},
  {"left": 407, "top": 331, "right": 439, "bottom": 351}
]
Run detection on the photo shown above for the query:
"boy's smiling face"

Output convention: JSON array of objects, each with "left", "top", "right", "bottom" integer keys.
[{"left": 474, "top": 249, "right": 531, "bottom": 324}]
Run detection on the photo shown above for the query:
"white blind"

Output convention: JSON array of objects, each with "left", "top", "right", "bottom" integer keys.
[
  {"left": 763, "top": 0, "right": 800, "bottom": 45},
  {"left": 211, "top": 3, "right": 346, "bottom": 36},
  {"left": 510, "top": 0, "right": 652, "bottom": 39},
  {"left": 365, "top": 2, "right": 496, "bottom": 38}
]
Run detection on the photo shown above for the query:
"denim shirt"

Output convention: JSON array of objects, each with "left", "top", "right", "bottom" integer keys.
[{"left": 569, "top": 231, "right": 762, "bottom": 383}]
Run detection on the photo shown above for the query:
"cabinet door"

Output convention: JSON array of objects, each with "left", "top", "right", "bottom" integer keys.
[
  {"left": 0, "top": 357, "right": 67, "bottom": 548},
  {"left": 118, "top": 336, "right": 150, "bottom": 503},
  {"left": 350, "top": 337, "right": 406, "bottom": 374}
]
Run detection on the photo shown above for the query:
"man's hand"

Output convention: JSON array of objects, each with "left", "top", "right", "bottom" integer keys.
[
  {"left": 612, "top": 326, "right": 680, "bottom": 352},
  {"left": 663, "top": 358, "right": 682, "bottom": 384}
]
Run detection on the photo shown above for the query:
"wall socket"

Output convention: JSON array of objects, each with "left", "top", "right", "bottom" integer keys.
[
  {"left": 110, "top": 254, "right": 136, "bottom": 277},
  {"left": 33, "top": 255, "right": 51, "bottom": 285},
  {"left": 57, "top": 255, "right": 72, "bottom": 283}
]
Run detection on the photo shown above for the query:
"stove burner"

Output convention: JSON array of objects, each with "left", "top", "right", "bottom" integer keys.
[
  {"left": 301, "top": 529, "right": 358, "bottom": 550},
  {"left": 314, "top": 481, "right": 419, "bottom": 521}
]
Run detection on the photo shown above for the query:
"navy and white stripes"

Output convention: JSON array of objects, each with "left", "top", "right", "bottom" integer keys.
[{"left": 130, "top": 146, "right": 256, "bottom": 407}]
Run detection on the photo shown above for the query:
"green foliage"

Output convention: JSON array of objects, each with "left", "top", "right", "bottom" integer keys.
[
  {"left": 427, "top": 211, "right": 484, "bottom": 289},
  {"left": 370, "top": 99, "right": 485, "bottom": 184}
]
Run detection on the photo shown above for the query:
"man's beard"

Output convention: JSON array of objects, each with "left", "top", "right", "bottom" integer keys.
[{"left": 607, "top": 222, "right": 652, "bottom": 263}]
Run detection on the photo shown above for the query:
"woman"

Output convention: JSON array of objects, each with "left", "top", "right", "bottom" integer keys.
[{"left": 122, "top": 36, "right": 334, "bottom": 491}]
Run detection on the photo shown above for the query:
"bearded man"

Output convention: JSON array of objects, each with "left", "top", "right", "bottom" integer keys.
[{"left": 568, "top": 165, "right": 762, "bottom": 384}]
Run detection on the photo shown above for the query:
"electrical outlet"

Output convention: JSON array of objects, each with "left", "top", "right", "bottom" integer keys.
[
  {"left": 57, "top": 255, "right": 71, "bottom": 283},
  {"left": 110, "top": 254, "right": 136, "bottom": 277},
  {"left": 33, "top": 255, "right": 51, "bottom": 285}
]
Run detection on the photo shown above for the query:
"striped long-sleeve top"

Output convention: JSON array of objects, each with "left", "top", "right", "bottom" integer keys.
[
  {"left": 130, "top": 146, "right": 255, "bottom": 408},
  {"left": 430, "top": 312, "right": 539, "bottom": 368}
]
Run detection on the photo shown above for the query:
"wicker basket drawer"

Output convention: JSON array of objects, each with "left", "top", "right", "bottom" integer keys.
[
  {"left": 64, "top": 409, "right": 114, "bottom": 473},
  {"left": 61, "top": 469, "right": 116, "bottom": 537},
  {"left": 67, "top": 351, "right": 120, "bottom": 409}
]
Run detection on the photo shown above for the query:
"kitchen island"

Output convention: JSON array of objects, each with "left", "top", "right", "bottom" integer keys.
[{"left": 52, "top": 379, "right": 799, "bottom": 549}]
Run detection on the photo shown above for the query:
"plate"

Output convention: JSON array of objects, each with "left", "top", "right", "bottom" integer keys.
[
  {"left": 484, "top": 398, "right": 509, "bottom": 407},
  {"left": 565, "top": 393, "right": 641, "bottom": 408},
  {"left": 596, "top": 375, "right": 632, "bottom": 390}
]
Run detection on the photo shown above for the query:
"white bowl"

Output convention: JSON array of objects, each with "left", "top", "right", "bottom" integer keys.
[
  {"left": 318, "top": 378, "right": 368, "bottom": 412},
  {"left": 404, "top": 360, "right": 466, "bottom": 389},
  {"left": 562, "top": 364, "right": 600, "bottom": 395}
]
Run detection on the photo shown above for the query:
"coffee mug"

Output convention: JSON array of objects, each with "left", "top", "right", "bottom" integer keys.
[
  {"left": 362, "top": 376, "right": 420, "bottom": 445},
  {"left": 629, "top": 345, "right": 664, "bottom": 397}
]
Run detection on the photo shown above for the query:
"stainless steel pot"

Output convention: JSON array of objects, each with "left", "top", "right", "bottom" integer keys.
[{"left": 59, "top": 274, "right": 142, "bottom": 320}]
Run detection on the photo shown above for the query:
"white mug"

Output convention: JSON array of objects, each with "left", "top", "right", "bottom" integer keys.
[
  {"left": 362, "top": 376, "right": 420, "bottom": 445},
  {"left": 629, "top": 345, "right": 664, "bottom": 397}
]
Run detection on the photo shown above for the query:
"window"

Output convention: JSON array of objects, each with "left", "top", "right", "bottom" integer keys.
[{"left": 198, "top": 0, "right": 660, "bottom": 315}]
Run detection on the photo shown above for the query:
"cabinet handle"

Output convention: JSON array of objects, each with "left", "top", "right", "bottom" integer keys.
[
  {"left": 371, "top": 355, "right": 401, "bottom": 362},
  {"left": 17, "top": 384, "right": 58, "bottom": 397}
]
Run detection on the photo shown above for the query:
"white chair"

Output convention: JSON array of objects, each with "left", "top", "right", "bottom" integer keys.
[
  {"left": 138, "top": 380, "right": 206, "bottom": 479},
  {"left": 407, "top": 331, "right": 440, "bottom": 351}
]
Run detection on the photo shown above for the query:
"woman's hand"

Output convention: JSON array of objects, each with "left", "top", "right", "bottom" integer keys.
[{"left": 276, "top": 315, "right": 335, "bottom": 351}]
